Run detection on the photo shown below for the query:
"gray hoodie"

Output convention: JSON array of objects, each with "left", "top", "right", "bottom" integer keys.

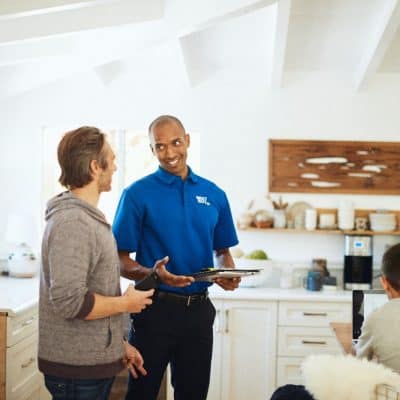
[{"left": 38, "top": 191, "right": 125, "bottom": 379}]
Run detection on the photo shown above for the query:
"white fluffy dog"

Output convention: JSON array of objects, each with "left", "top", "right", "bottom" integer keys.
[{"left": 301, "top": 354, "right": 400, "bottom": 400}]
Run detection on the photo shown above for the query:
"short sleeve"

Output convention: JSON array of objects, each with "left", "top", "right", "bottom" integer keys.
[
  {"left": 213, "top": 191, "right": 239, "bottom": 250},
  {"left": 355, "top": 315, "right": 375, "bottom": 360},
  {"left": 112, "top": 189, "right": 142, "bottom": 252}
]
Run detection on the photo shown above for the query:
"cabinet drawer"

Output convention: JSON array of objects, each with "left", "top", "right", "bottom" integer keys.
[
  {"left": 278, "top": 326, "right": 341, "bottom": 357},
  {"left": 7, "top": 306, "right": 38, "bottom": 347},
  {"left": 6, "top": 332, "right": 40, "bottom": 400},
  {"left": 278, "top": 301, "right": 350, "bottom": 327},
  {"left": 276, "top": 357, "right": 304, "bottom": 387}
]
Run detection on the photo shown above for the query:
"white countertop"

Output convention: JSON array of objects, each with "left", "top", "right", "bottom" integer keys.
[
  {"left": 0, "top": 275, "right": 39, "bottom": 316},
  {"left": 208, "top": 285, "right": 352, "bottom": 302},
  {"left": 122, "top": 277, "right": 351, "bottom": 302},
  {"left": 0, "top": 276, "right": 351, "bottom": 316}
]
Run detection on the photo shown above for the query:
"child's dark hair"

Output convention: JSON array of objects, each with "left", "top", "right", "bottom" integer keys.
[{"left": 382, "top": 243, "right": 400, "bottom": 291}]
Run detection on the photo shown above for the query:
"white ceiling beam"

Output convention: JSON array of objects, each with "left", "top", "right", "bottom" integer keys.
[
  {"left": 0, "top": 38, "right": 76, "bottom": 67},
  {"left": 0, "top": 0, "right": 273, "bottom": 65},
  {"left": 0, "top": 0, "right": 277, "bottom": 95},
  {"left": 0, "top": 19, "right": 166, "bottom": 67},
  {"left": 175, "top": 0, "right": 276, "bottom": 87},
  {"left": 269, "top": 0, "right": 291, "bottom": 88},
  {"left": 354, "top": 0, "right": 400, "bottom": 90},
  {"left": 94, "top": 60, "right": 127, "bottom": 85},
  {"left": 0, "top": 0, "right": 115, "bottom": 19},
  {"left": 0, "top": 0, "right": 163, "bottom": 44},
  {"left": 172, "top": 0, "right": 276, "bottom": 38}
]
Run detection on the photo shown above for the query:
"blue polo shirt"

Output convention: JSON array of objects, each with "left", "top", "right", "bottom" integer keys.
[{"left": 112, "top": 167, "right": 238, "bottom": 294}]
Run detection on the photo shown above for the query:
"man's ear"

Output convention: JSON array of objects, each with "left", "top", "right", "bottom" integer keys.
[
  {"left": 89, "top": 159, "right": 100, "bottom": 179},
  {"left": 149, "top": 143, "right": 156, "bottom": 156},
  {"left": 380, "top": 276, "right": 387, "bottom": 289},
  {"left": 381, "top": 276, "right": 393, "bottom": 294},
  {"left": 185, "top": 133, "right": 190, "bottom": 148}
]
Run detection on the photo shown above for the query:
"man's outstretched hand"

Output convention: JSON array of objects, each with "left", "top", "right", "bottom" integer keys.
[{"left": 153, "top": 256, "right": 194, "bottom": 287}]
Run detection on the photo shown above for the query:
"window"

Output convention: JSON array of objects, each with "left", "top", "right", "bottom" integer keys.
[{"left": 41, "top": 127, "right": 200, "bottom": 223}]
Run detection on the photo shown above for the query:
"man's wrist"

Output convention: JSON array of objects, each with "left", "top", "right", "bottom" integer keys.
[{"left": 150, "top": 270, "right": 162, "bottom": 284}]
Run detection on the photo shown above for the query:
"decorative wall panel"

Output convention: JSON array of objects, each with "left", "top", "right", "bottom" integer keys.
[{"left": 269, "top": 139, "right": 400, "bottom": 194}]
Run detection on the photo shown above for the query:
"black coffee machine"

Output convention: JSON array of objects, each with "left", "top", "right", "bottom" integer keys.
[{"left": 343, "top": 235, "right": 373, "bottom": 290}]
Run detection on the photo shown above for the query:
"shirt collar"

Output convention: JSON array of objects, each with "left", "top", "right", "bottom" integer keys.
[{"left": 155, "top": 166, "right": 198, "bottom": 184}]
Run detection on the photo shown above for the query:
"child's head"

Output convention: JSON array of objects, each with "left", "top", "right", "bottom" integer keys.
[{"left": 381, "top": 243, "right": 400, "bottom": 298}]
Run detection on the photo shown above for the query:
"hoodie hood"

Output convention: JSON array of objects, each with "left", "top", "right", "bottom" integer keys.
[{"left": 45, "top": 191, "right": 109, "bottom": 227}]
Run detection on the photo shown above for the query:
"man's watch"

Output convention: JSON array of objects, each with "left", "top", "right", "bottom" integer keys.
[{"left": 135, "top": 271, "right": 161, "bottom": 290}]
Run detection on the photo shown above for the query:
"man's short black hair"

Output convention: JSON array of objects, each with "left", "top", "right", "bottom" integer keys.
[
  {"left": 382, "top": 243, "right": 400, "bottom": 291},
  {"left": 148, "top": 115, "right": 185, "bottom": 135}
]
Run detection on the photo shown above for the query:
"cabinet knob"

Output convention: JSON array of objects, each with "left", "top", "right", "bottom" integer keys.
[{"left": 21, "top": 357, "right": 35, "bottom": 368}]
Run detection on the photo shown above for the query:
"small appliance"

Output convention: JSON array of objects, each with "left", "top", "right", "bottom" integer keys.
[{"left": 344, "top": 235, "right": 373, "bottom": 290}]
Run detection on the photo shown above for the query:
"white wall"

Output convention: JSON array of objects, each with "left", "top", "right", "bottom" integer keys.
[{"left": 1, "top": 63, "right": 400, "bottom": 265}]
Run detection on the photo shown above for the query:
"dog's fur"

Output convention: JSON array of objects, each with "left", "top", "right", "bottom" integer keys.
[{"left": 301, "top": 354, "right": 400, "bottom": 400}]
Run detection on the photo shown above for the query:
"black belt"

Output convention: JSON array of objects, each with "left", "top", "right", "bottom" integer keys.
[{"left": 155, "top": 290, "right": 208, "bottom": 307}]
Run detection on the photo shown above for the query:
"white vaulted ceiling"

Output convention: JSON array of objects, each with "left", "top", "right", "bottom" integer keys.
[{"left": 0, "top": 0, "right": 399, "bottom": 98}]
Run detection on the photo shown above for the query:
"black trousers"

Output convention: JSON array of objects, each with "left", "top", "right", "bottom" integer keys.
[{"left": 125, "top": 295, "right": 216, "bottom": 400}]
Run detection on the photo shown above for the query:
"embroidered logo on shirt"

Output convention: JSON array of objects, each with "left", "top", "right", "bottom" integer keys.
[{"left": 196, "top": 196, "right": 210, "bottom": 206}]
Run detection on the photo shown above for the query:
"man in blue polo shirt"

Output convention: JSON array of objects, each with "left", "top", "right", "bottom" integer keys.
[{"left": 112, "top": 115, "right": 240, "bottom": 400}]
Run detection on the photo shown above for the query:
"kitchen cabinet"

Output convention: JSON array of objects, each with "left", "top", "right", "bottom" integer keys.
[
  {"left": 276, "top": 300, "right": 351, "bottom": 386},
  {"left": 208, "top": 299, "right": 278, "bottom": 400},
  {"left": 165, "top": 299, "right": 278, "bottom": 400},
  {"left": 0, "top": 305, "right": 50, "bottom": 400},
  {"left": 140, "top": 286, "right": 352, "bottom": 400}
]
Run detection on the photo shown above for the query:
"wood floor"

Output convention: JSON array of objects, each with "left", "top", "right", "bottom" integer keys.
[{"left": 109, "top": 369, "right": 129, "bottom": 400}]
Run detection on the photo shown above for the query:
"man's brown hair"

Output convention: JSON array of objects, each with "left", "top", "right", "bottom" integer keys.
[
  {"left": 382, "top": 243, "right": 400, "bottom": 291},
  {"left": 57, "top": 126, "right": 108, "bottom": 189}
]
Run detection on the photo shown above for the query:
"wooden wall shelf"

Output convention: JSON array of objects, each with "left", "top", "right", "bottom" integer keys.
[
  {"left": 239, "top": 208, "right": 400, "bottom": 236},
  {"left": 238, "top": 227, "right": 400, "bottom": 236}
]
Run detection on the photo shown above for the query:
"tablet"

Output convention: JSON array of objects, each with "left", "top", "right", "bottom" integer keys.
[{"left": 191, "top": 268, "right": 261, "bottom": 282}]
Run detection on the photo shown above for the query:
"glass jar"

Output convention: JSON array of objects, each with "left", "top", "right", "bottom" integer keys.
[{"left": 273, "top": 210, "right": 286, "bottom": 229}]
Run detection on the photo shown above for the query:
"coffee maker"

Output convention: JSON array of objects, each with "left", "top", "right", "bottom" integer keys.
[{"left": 343, "top": 235, "right": 373, "bottom": 290}]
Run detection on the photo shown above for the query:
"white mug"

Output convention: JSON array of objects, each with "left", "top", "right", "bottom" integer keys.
[{"left": 305, "top": 209, "right": 317, "bottom": 230}]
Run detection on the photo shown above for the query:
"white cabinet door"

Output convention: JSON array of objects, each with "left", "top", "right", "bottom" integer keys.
[
  {"left": 6, "top": 333, "right": 41, "bottom": 400},
  {"left": 38, "top": 374, "right": 52, "bottom": 400},
  {"left": 220, "top": 300, "right": 277, "bottom": 400},
  {"left": 207, "top": 300, "right": 223, "bottom": 400}
]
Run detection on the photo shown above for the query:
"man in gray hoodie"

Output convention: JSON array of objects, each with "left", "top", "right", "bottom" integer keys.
[{"left": 39, "top": 126, "right": 164, "bottom": 400}]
